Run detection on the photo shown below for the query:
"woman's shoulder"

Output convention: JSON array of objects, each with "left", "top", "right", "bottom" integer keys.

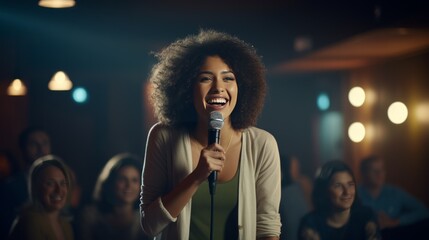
[
  {"left": 148, "top": 122, "right": 187, "bottom": 139},
  {"left": 148, "top": 122, "right": 171, "bottom": 134},
  {"left": 18, "top": 205, "right": 45, "bottom": 220},
  {"left": 10, "top": 206, "right": 48, "bottom": 235},
  {"left": 244, "top": 126, "right": 277, "bottom": 143},
  {"left": 298, "top": 211, "right": 325, "bottom": 239}
]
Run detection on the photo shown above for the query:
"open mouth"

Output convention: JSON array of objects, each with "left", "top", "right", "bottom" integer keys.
[{"left": 206, "top": 97, "right": 227, "bottom": 107}]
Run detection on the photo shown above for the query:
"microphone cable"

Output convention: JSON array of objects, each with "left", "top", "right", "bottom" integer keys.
[{"left": 210, "top": 190, "right": 215, "bottom": 240}]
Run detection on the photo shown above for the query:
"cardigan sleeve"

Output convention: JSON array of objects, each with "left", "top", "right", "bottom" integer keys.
[
  {"left": 254, "top": 130, "right": 282, "bottom": 238},
  {"left": 140, "top": 123, "right": 177, "bottom": 237}
]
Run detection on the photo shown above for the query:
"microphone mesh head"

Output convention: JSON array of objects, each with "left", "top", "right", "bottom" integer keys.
[{"left": 209, "top": 111, "right": 224, "bottom": 130}]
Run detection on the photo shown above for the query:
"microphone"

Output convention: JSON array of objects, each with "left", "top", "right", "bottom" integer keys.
[{"left": 208, "top": 111, "right": 224, "bottom": 195}]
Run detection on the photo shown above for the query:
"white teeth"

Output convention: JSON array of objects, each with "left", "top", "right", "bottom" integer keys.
[{"left": 207, "top": 98, "right": 227, "bottom": 104}]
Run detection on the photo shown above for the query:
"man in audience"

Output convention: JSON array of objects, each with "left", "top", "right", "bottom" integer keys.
[{"left": 358, "top": 155, "right": 429, "bottom": 239}]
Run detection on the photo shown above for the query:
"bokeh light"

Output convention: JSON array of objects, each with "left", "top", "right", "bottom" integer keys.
[
  {"left": 348, "top": 122, "right": 366, "bottom": 142},
  {"left": 72, "top": 87, "right": 88, "bottom": 104},
  {"left": 348, "top": 86, "right": 366, "bottom": 107},
  {"left": 388, "top": 101, "right": 408, "bottom": 124},
  {"left": 317, "top": 93, "right": 330, "bottom": 111}
]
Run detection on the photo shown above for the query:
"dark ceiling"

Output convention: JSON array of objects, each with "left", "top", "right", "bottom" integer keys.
[{"left": 1, "top": 0, "right": 428, "bottom": 81}]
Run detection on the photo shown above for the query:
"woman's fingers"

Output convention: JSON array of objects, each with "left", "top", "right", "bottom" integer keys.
[{"left": 194, "top": 145, "right": 226, "bottom": 180}]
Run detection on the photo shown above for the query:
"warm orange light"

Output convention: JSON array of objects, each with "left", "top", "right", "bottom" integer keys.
[
  {"left": 39, "top": 0, "right": 75, "bottom": 8},
  {"left": 48, "top": 71, "right": 73, "bottom": 91},
  {"left": 416, "top": 102, "right": 429, "bottom": 124},
  {"left": 7, "top": 79, "right": 27, "bottom": 96}
]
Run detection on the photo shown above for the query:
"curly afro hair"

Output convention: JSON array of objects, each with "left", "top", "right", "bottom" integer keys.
[{"left": 149, "top": 29, "right": 267, "bottom": 130}]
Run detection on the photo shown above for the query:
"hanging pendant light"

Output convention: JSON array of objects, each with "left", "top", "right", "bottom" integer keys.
[
  {"left": 48, "top": 71, "right": 73, "bottom": 91},
  {"left": 39, "top": 0, "right": 75, "bottom": 8},
  {"left": 7, "top": 79, "right": 27, "bottom": 96}
]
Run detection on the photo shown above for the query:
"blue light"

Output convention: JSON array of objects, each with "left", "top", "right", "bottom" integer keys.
[
  {"left": 72, "top": 87, "right": 88, "bottom": 104},
  {"left": 317, "top": 93, "right": 330, "bottom": 111}
]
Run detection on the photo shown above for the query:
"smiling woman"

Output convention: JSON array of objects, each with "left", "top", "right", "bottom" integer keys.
[
  {"left": 8, "top": 155, "right": 74, "bottom": 240},
  {"left": 77, "top": 153, "right": 149, "bottom": 240},
  {"left": 141, "top": 29, "right": 281, "bottom": 240},
  {"left": 298, "top": 160, "right": 381, "bottom": 240}
]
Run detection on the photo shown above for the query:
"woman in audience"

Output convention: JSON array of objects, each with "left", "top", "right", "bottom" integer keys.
[
  {"left": 298, "top": 160, "right": 381, "bottom": 240},
  {"left": 8, "top": 155, "right": 74, "bottom": 240},
  {"left": 78, "top": 153, "right": 149, "bottom": 240}
]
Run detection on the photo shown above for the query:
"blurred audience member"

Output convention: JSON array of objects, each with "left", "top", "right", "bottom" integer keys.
[
  {"left": 0, "top": 126, "right": 81, "bottom": 239},
  {"left": 8, "top": 155, "right": 75, "bottom": 240},
  {"left": 358, "top": 155, "right": 429, "bottom": 239},
  {"left": 77, "top": 153, "right": 149, "bottom": 240},
  {"left": 0, "top": 126, "right": 52, "bottom": 239},
  {"left": 0, "top": 150, "right": 20, "bottom": 238},
  {"left": 298, "top": 160, "right": 381, "bottom": 240},
  {"left": 289, "top": 155, "right": 313, "bottom": 208},
  {"left": 280, "top": 155, "right": 311, "bottom": 240}
]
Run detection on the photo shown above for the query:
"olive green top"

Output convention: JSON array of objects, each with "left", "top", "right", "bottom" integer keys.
[{"left": 190, "top": 170, "right": 239, "bottom": 240}]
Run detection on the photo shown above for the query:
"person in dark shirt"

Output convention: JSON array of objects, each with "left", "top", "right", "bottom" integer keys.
[{"left": 298, "top": 160, "right": 381, "bottom": 240}]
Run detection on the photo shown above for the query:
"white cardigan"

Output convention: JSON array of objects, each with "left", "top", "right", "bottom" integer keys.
[{"left": 140, "top": 123, "right": 281, "bottom": 239}]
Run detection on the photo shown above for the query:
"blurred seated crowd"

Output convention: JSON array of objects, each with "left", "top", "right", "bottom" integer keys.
[
  {"left": 0, "top": 126, "right": 150, "bottom": 240},
  {"left": 1, "top": 126, "right": 428, "bottom": 240},
  {"left": 279, "top": 155, "right": 429, "bottom": 240}
]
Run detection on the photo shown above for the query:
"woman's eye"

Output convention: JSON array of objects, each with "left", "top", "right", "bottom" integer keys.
[
  {"left": 224, "top": 77, "right": 235, "bottom": 81},
  {"left": 132, "top": 177, "right": 140, "bottom": 184},
  {"left": 199, "top": 76, "right": 212, "bottom": 82},
  {"left": 45, "top": 181, "right": 55, "bottom": 187}
]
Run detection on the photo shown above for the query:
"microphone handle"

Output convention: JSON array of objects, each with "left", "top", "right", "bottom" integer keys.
[{"left": 208, "top": 129, "right": 220, "bottom": 195}]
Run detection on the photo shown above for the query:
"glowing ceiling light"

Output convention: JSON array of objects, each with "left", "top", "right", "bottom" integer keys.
[
  {"left": 7, "top": 79, "right": 27, "bottom": 96},
  {"left": 48, "top": 71, "right": 73, "bottom": 91},
  {"left": 348, "top": 86, "right": 366, "bottom": 107},
  {"left": 348, "top": 122, "right": 366, "bottom": 143},
  {"left": 39, "top": 0, "right": 75, "bottom": 8},
  {"left": 388, "top": 102, "right": 408, "bottom": 124}
]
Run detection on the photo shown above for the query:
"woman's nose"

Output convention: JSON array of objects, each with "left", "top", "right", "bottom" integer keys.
[{"left": 211, "top": 78, "right": 225, "bottom": 92}]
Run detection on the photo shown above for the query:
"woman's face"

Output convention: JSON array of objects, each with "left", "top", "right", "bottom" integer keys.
[
  {"left": 193, "top": 55, "right": 238, "bottom": 124},
  {"left": 328, "top": 171, "right": 355, "bottom": 211},
  {"left": 37, "top": 165, "right": 68, "bottom": 212},
  {"left": 114, "top": 166, "right": 141, "bottom": 205}
]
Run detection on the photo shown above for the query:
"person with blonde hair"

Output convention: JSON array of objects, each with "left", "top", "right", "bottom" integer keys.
[{"left": 8, "top": 155, "right": 74, "bottom": 240}]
